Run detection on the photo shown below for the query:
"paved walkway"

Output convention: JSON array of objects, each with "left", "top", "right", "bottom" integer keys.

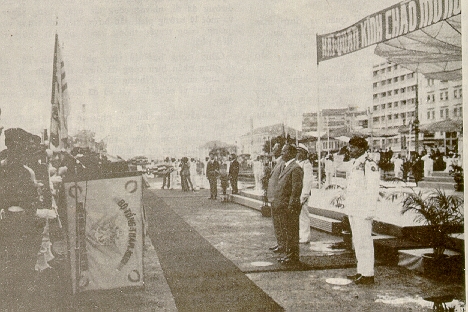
[
  {"left": 144, "top": 183, "right": 464, "bottom": 311},
  {"left": 4, "top": 178, "right": 463, "bottom": 311}
]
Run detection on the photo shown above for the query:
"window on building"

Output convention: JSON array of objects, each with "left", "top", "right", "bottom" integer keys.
[
  {"left": 373, "top": 105, "right": 378, "bottom": 111},
  {"left": 400, "top": 113, "right": 405, "bottom": 119},
  {"left": 382, "top": 103, "right": 386, "bottom": 109},
  {"left": 388, "top": 115, "right": 392, "bottom": 120},
  {"left": 400, "top": 75, "right": 405, "bottom": 81},
  {"left": 394, "top": 101, "right": 398, "bottom": 107},
  {"left": 410, "top": 111, "right": 415, "bottom": 117},
  {"left": 460, "top": 106, "right": 463, "bottom": 115},
  {"left": 381, "top": 116, "right": 385, "bottom": 121},
  {"left": 407, "top": 73, "right": 414, "bottom": 79},
  {"left": 432, "top": 94, "right": 435, "bottom": 102},
  {"left": 381, "top": 92, "right": 386, "bottom": 97},
  {"left": 445, "top": 91, "right": 449, "bottom": 100},
  {"left": 459, "top": 88, "right": 462, "bottom": 98},
  {"left": 427, "top": 112, "right": 431, "bottom": 120},
  {"left": 394, "top": 113, "right": 399, "bottom": 119},
  {"left": 402, "top": 100, "right": 407, "bottom": 105},
  {"left": 394, "top": 89, "right": 399, "bottom": 95},
  {"left": 453, "top": 107, "right": 458, "bottom": 117},
  {"left": 373, "top": 82, "right": 378, "bottom": 88},
  {"left": 440, "top": 92, "right": 444, "bottom": 100},
  {"left": 388, "top": 138, "right": 393, "bottom": 143},
  {"left": 373, "top": 70, "right": 378, "bottom": 76},
  {"left": 373, "top": 94, "right": 378, "bottom": 99},
  {"left": 394, "top": 65, "right": 398, "bottom": 70},
  {"left": 440, "top": 109, "right": 444, "bottom": 118},
  {"left": 388, "top": 103, "right": 392, "bottom": 108},
  {"left": 432, "top": 111, "right": 435, "bottom": 119},
  {"left": 445, "top": 108, "right": 449, "bottom": 119},
  {"left": 454, "top": 89, "right": 458, "bottom": 98},
  {"left": 401, "top": 88, "right": 405, "bottom": 93},
  {"left": 427, "top": 95, "right": 431, "bottom": 102},
  {"left": 387, "top": 78, "right": 392, "bottom": 84},
  {"left": 387, "top": 67, "right": 392, "bottom": 72},
  {"left": 373, "top": 117, "right": 379, "bottom": 123},
  {"left": 381, "top": 80, "right": 386, "bottom": 86},
  {"left": 387, "top": 91, "right": 392, "bottom": 96},
  {"left": 393, "top": 77, "right": 399, "bottom": 83},
  {"left": 395, "top": 138, "right": 399, "bottom": 144},
  {"left": 380, "top": 69, "right": 385, "bottom": 74}
]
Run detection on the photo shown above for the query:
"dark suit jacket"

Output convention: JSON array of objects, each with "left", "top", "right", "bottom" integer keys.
[
  {"left": 267, "top": 159, "right": 284, "bottom": 201},
  {"left": 228, "top": 159, "right": 239, "bottom": 177},
  {"left": 206, "top": 160, "right": 219, "bottom": 179},
  {"left": 272, "top": 161, "right": 303, "bottom": 211}
]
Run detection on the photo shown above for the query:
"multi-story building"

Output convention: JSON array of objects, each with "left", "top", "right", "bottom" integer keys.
[
  {"left": 239, "top": 123, "right": 301, "bottom": 156},
  {"left": 418, "top": 78, "right": 463, "bottom": 150},
  {"left": 371, "top": 61, "right": 418, "bottom": 130},
  {"left": 371, "top": 60, "right": 462, "bottom": 153},
  {"left": 302, "top": 108, "right": 360, "bottom": 133}
]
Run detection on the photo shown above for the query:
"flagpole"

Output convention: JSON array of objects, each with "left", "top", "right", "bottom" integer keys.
[{"left": 316, "top": 34, "right": 322, "bottom": 189}]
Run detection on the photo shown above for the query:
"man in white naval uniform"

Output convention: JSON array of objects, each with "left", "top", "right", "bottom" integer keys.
[
  {"left": 335, "top": 136, "right": 380, "bottom": 285},
  {"left": 295, "top": 143, "right": 314, "bottom": 244}
]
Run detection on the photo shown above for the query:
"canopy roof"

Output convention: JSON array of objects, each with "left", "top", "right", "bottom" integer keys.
[
  {"left": 374, "top": 15, "right": 461, "bottom": 81},
  {"left": 420, "top": 119, "right": 463, "bottom": 133}
]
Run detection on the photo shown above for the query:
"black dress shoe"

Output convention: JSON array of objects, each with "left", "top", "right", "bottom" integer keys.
[
  {"left": 346, "top": 273, "right": 362, "bottom": 280},
  {"left": 354, "top": 276, "right": 374, "bottom": 285},
  {"left": 269, "top": 245, "right": 279, "bottom": 251},
  {"left": 271, "top": 246, "right": 285, "bottom": 253}
]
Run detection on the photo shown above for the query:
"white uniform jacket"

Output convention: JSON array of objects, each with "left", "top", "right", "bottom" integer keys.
[
  {"left": 296, "top": 159, "right": 314, "bottom": 204},
  {"left": 336, "top": 154, "right": 380, "bottom": 218}
]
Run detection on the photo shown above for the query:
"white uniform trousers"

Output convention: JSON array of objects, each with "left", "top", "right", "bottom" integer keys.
[
  {"left": 349, "top": 215, "right": 374, "bottom": 277},
  {"left": 299, "top": 203, "right": 310, "bottom": 243}
]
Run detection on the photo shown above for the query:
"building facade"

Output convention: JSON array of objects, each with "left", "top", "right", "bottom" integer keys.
[
  {"left": 371, "top": 61, "right": 418, "bottom": 130},
  {"left": 239, "top": 123, "right": 301, "bottom": 156}
]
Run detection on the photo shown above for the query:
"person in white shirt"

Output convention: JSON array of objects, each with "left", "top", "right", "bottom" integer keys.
[
  {"left": 324, "top": 154, "right": 335, "bottom": 187},
  {"left": 421, "top": 152, "right": 433, "bottom": 177},
  {"left": 391, "top": 154, "right": 404, "bottom": 179},
  {"left": 335, "top": 136, "right": 380, "bottom": 285},
  {"left": 295, "top": 144, "right": 314, "bottom": 244}
]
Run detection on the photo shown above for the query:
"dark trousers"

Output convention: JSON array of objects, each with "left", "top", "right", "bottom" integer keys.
[
  {"left": 1, "top": 209, "right": 44, "bottom": 310},
  {"left": 230, "top": 176, "right": 238, "bottom": 194},
  {"left": 284, "top": 207, "right": 301, "bottom": 259},
  {"left": 162, "top": 173, "right": 170, "bottom": 188},
  {"left": 271, "top": 203, "right": 287, "bottom": 250},
  {"left": 208, "top": 177, "right": 217, "bottom": 198}
]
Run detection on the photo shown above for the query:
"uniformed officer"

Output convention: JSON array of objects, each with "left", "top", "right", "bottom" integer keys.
[{"left": 335, "top": 136, "right": 380, "bottom": 285}]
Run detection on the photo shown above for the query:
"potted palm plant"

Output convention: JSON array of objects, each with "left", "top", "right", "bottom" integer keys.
[{"left": 394, "top": 188, "right": 464, "bottom": 278}]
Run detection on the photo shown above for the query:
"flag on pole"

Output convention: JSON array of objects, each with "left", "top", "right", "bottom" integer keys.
[{"left": 50, "top": 34, "right": 70, "bottom": 149}]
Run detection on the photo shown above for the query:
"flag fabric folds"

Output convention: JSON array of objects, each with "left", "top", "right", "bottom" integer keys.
[{"left": 50, "top": 34, "right": 70, "bottom": 149}]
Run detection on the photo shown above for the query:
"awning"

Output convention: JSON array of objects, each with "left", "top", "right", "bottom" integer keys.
[
  {"left": 374, "top": 14, "right": 461, "bottom": 81},
  {"left": 419, "top": 119, "right": 462, "bottom": 133}
]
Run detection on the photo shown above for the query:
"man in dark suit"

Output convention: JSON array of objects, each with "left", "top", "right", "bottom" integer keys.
[
  {"left": 267, "top": 145, "right": 285, "bottom": 254},
  {"left": 271, "top": 144, "right": 303, "bottom": 264},
  {"left": 228, "top": 154, "right": 240, "bottom": 194},
  {"left": 206, "top": 152, "right": 220, "bottom": 199}
]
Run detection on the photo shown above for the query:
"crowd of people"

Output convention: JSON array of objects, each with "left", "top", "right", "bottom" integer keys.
[{"left": 159, "top": 153, "right": 240, "bottom": 202}]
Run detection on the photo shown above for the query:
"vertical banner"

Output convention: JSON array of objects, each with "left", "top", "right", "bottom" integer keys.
[
  {"left": 316, "top": 0, "right": 461, "bottom": 63},
  {"left": 66, "top": 175, "right": 144, "bottom": 293},
  {"left": 50, "top": 34, "right": 70, "bottom": 149}
]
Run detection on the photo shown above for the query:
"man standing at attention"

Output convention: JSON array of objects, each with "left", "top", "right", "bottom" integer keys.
[
  {"left": 228, "top": 154, "right": 239, "bottom": 194},
  {"left": 336, "top": 136, "right": 380, "bottom": 285},
  {"left": 206, "top": 152, "right": 219, "bottom": 199},
  {"left": 296, "top": 143, "right": 314, "bottom": 244},
  {"left": 272, "top": 144, "right": 303, "bottom": 265},
  {"left": 267, "top": 144, "right": 286, "bottom": 255}
]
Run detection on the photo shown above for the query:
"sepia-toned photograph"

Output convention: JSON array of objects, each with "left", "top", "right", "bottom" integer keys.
[{"left": 0, "top": 0, "right": 465, "bottom": 310}]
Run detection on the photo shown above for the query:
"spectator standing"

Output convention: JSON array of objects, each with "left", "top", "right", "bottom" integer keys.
[
  {"left": 206, "top": 153, "right": 219, "bottom": 199},
  {"left": 161, "top": 157, "right": 172, "bottom": 189},
  {"left": 391, "top": 154, "right": 404, "bottom": 179},
  {"left": 228, "top": 154, "right": 239, "bottom": 194}
]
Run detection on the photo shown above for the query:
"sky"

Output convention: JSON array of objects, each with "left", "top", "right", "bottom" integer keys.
[{"left": 0, "top": 0, "right": 455, "bottom": 159}]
